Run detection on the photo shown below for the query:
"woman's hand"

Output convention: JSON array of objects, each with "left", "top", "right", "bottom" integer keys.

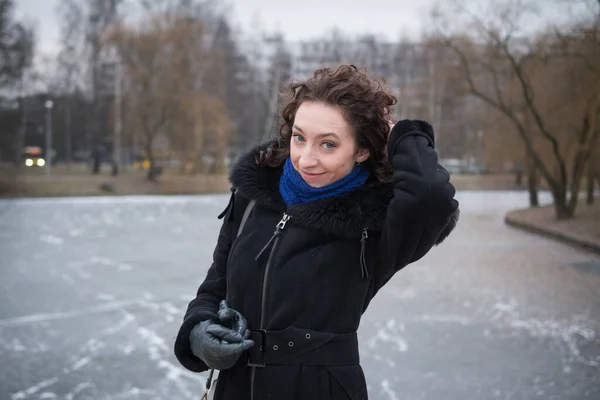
[
  {"left": 189, "top": 300, "right": 254, "bottom": 370},
  {"left": 217, "top": 300, "right": 249, "bottom": 338},
  {"left": 189, "top": 320, "right": 254, "bottom": 370}
]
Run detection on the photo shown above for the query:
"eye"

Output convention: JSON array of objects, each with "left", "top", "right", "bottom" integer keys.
[
  {"left": 322, "top": 142, "right": 336, "bottom": 149},
  {"left": 292, "top": 133, "right": 305, "bottom": 142}
]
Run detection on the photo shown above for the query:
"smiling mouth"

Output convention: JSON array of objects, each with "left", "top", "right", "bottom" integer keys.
[{"left": 301, "top": 171, "right": 324, "bottom": 177}]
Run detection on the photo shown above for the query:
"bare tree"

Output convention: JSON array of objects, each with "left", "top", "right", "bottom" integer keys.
[
  {"left": 55, "top": 0, "right": 87, "bottom": 170},
  {"left": 85, "top": 0, "right": 123, "bottom": 174},
  {"left": 107, "top": 9, "right": 232, "bottom": 179},
  {"left": 552, "top": 0, "right": 600, "bottom": 205},
  {"left": 432, "top": 0, "right": 600, "bottom": 219},
  {"left": 261, "top": 36, "right": 293, "bottom": 143},
  {"left": 211, "top": 17, "right": 261, "bottom": 159},
  {"left": 1, "top": 0, "right": 35, "bottom": 166},
  {"left": 107, "top": 16, "right": 175, "bottom": 180},
  {"left": 392, "top": 36, "right": 417, "bottom": 120},
  {"left": 0, "top": 0, "right": 35, "bottom": 89}
]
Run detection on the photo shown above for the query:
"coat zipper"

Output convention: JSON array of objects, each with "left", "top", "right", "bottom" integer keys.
[
  {"left": 250, "top": 213, "right": 291, "bottom": 400},
  {"left": 360, "top": 228, "right": 369, "bottom": 279}
]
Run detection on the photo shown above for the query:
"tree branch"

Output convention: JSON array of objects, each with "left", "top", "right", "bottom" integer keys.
[
  {"left": 443, "top": 37, "right": 557, "bottom": 189},
  {"left": 500, "top": 43, "right": 568, "bottom": 189}
]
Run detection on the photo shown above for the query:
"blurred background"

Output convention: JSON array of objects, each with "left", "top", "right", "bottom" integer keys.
[
  {"left": 0, "top": 0, "right": 599, "bottom": 399},
  {"left": 0, "top": 0, "right": 597, "bottom": 205}
]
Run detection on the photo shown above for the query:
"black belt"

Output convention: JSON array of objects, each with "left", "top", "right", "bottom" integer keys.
[{"left": 246, "top": 326, "right": 359, "bottom": 368}]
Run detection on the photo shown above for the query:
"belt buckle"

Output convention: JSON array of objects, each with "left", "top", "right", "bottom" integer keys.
[{"left": 247, "top": 329, "right": 267, "bottom": 368}]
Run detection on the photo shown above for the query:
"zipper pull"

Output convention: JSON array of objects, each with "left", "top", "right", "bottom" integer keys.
[
  {"left": 255, "top": 214, "right": 291, "bottom": 261},
  {"left": 360, "top": 229, "right": 369, "bottom": 279},
  {"left": 276, "top": 214, "right": 291, "bottom": 230}
]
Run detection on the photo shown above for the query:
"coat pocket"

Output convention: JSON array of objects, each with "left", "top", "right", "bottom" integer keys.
[{"left": 325, "top": 365, "right": 368, "bottom": 400}]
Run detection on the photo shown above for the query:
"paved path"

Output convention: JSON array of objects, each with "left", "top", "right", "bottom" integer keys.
[{"left": 0, "top": 192, "right": 598, "bottom": 399}]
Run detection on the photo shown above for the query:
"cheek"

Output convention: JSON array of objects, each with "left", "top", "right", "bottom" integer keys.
[
  {"left": 289, "top": 146, "right": 300, "bottom": 165},
  {"left": 327, "top": 155, "right": 354, "bottom": 176}
]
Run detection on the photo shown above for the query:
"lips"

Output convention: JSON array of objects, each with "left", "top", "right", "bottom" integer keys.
[{"left": 300, "top": 170, "right": 324, "bottom": 180}]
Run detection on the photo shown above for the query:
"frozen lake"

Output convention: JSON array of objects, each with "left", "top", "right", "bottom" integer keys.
[{"left": 0, "top": 191, "right": 598, "bottom": 399}]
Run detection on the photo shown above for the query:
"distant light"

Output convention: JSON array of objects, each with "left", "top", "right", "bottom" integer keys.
[
  {"left": 37, "top": 159, "right": 46, "bottom": 167},
  {"left": 25, "top": 159, "right": 34, "bottom": 167},
  {"left": 24, "top": 146, "right": 42, "bottom": 155},
  {"left": 44, "top": 100, "right": 53, "bottom": 109}
]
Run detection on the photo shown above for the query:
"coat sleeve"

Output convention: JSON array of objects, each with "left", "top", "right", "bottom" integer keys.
[
  {"left": 373, "top": 120, "right": 460, "bottom": 291},
  {"left": 173, "top": 190, "right": 248, "bottom": 372}
]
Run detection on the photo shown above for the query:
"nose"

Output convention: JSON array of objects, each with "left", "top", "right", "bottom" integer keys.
[{"left": 297, "top": 147, "right": 319, "bottom": 169}]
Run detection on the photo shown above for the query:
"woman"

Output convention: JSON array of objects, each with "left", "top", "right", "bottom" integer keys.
[{"left": 174, "top": 65, "right": 459, "bottom": 400}]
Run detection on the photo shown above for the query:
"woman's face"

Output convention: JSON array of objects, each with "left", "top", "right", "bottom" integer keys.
[{"left": 290, "top": 101, "right": 370, "bottom": 188}]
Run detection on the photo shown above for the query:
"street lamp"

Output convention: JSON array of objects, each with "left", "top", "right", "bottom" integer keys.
[{"left": 44, "top": 100, "right": 53, "bottom": 176}]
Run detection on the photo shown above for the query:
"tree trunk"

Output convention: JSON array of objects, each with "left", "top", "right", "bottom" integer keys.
[
  {"left": 147, "top": 160, "right": 157, "bottom": 180},
  {"left": 111, "top": 163, "right": 119, "bottom": 176},
  {"left": 528, "top": 172, "right": 539, "bottom": 207},
  {"left": 65, "top": 97, "right": 72, "bottom": 171},
  {"left": 526, "top": 151, "right": 539, "bottom": 207},
  {"left": 145, "top": 140, "right": 157, "bottom": 181},
  {"left": 215, "top": 126, "right": 227, "bottom": 175},
  {"left": 588, "top": 172, "right": 595, "bottom": 205},
  {"left": 515, "top": 170, "right": 523, "bottom": 186},
  {"left": 16, "top": 96, "right": 27, "bottom": 169},
  {"left": 92, "top": 146, "right": 101, "bottom": 174},
  {"left": 190, "top": 152, "right": 203, "bottom": 175},
  {"left": 553, "top": 193, "right": 572, "bottom": 219}
]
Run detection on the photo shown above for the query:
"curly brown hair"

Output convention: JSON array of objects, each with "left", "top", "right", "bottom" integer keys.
[{"left": 256, "top": 64, "right": 397, "bottom": 182}]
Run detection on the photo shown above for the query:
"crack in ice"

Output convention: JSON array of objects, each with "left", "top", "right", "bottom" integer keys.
[{"left": 11, "top": 377, "right": 59, "bottom": 399}]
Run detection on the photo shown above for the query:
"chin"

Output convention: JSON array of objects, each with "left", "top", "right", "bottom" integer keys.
[
  {"left": 300, "top": 171, "right": 329, "bottom": 187},
  {"left": 309, "top": 177, "right": 335, "bottom": 188}
]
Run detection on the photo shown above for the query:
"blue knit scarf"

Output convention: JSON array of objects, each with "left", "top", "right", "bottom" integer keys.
[{"left": 279, "top": 157, "right": 369, "bottom": 205}]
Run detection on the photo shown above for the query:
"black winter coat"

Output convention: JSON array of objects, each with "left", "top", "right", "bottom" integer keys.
[{"left": 174, "top": 120, "right": 460, "bottom": 400}]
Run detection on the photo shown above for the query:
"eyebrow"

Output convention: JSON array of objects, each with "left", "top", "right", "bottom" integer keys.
[{"left": 293, "top": 125, "right": 340, "bottom": 139}]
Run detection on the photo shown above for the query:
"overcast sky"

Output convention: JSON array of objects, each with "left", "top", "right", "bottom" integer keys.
[
  {"left": 13, "top": 0, "right": 589, "bottom": 76},
  {"left": 15, "top": 0, "right": 438, "bottom": 58}
]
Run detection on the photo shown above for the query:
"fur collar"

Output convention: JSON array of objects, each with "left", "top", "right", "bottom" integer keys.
[{"left": 229, "top": 141, "right": 394, "bottom": 239}]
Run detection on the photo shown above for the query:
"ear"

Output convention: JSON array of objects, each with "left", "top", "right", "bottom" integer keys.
[{"left": 355, "top": 148, "right": 370, "bottom": 163}]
